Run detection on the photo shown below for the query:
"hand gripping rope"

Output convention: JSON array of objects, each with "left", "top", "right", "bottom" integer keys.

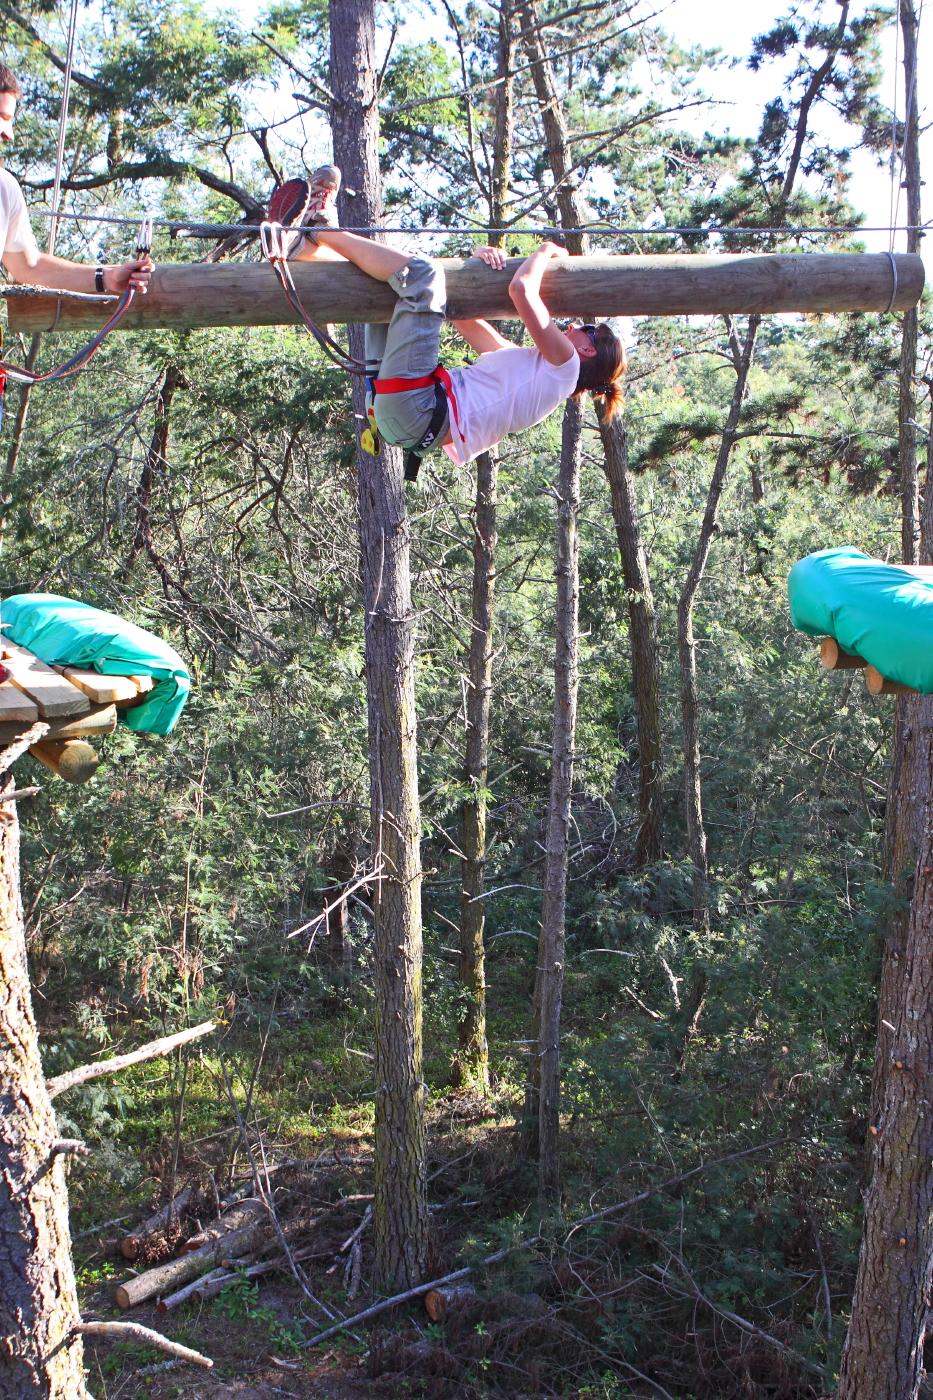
[
  {"left": 259, "top": 219, "right": 367, "bottom": 375},
  {"left": 0, "top": 215, "right": 154, "bottom": 392}
]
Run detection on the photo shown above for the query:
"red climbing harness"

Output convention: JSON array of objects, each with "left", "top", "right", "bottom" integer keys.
[{"left": 373, "top": 364, "right": 464, "bottom": 445}]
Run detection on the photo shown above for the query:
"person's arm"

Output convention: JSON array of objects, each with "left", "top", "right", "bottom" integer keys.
[
  {"left": 451, "top": 317, "right": 512, "bottom": 354},
  {"left": 508, "top": 240, "right": 576, "bottom": 367},
  {"left": 453, "top": 246, "right": 513, "bottom": 354},
  {"left": 3, "top": 247, "right": 153, "bottom": 295}
]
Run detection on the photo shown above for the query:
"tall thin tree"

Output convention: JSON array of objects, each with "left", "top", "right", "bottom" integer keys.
[
  {"left": 839, "top": 4, "right": 933, "bottom": 1393},
  {"left": 454, "top": 0, "right": 515, "bottom": 1093},
  {"left": 329, "top": 0, "right": 428, "bottom": 1287}
]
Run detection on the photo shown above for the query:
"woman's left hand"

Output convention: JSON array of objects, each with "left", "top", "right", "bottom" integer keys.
[{"left": 471, "top": 245, "right": 507, "bottom": 269}]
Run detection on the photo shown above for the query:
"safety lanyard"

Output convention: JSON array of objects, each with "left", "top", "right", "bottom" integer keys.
[
  {"left": 259, "top": 221, "right": 367, "bottom": 375},
  {"left": 0, "top": 215, "right": 153, "bottom": 387}
]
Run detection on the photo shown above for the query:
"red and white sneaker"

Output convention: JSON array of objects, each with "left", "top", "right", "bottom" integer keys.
[
  {"left": 305, "top": 164, "right": 341, "bottom": 231},
  {"left": 268, "top": 166, "right": 341, "bottom": 257}
]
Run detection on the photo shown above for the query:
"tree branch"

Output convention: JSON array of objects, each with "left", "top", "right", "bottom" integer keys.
[{"left": 46, "top": 1020, "right": 215, "bottom": 1099}]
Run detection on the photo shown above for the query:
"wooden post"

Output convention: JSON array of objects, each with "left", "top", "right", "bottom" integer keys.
[
  {"left": 820, "top": 637, "right": 868, "bottom": 669},
  {"left": 29, "top": 739, "right": 100, "bottom": 784},
  {"left": 865, "top": 666, "right": 915, "bottom": 697},
  {"left": 7, "top": 252, "right": 924, "bottom": 335}
]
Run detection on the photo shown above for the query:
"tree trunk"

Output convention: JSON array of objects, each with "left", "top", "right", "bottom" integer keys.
[
  {"left": 678, "top": 317, "right": 759, "bottom": 933},
  {"left": 870, "top": 0, "right": 927, "bottom": 1140},
  {"left": 520, "top": 0, "right": 663, "bottom": 866},
  {"left": 453, "top": 5, "right": 515, "bottom": 1094},
  {"left": 329, "top": 0, "right": 428, "bottom": 1289},
  {"left": 524, "top": 398, "right": 584, "bottom": 1203},
  {"left": 837, "top": 747, "right": 933, "bottom": 1398},
  {"left": 0, "top": 774, "right": 88, "bottom": 1399},
  {"left": 598, "top": 419, "right": 663, "bottom": 865},
  {"left": 454, "top": 447, "right": 496, "bottom": 1092},
  {"left": 898, "top": 0, "right": 922, "bottom": 568}
]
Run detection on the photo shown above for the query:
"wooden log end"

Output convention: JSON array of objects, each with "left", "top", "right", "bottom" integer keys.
[
  {"left": 29, "top": 738, "right": 100, "bottom": 783},
  {"left": 424, "top": 1284, "right": 477, "bottom": 1321},
  {"left": 120, "top": 1238, "right": 141, "bottom": 1261},
  {"left": 819, "top": 637, "right": 867, "bottom": 670},
  {"left": 114, "top": 1283, "right": 132, "bottom": 1310},
  {"left": 865, "top": 665, "right": 916, "bottom": 697}
]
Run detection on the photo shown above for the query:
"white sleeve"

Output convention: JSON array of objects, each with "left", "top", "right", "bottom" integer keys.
[{"left": 2, "top": 176, "right": 40, "bottom": 258}]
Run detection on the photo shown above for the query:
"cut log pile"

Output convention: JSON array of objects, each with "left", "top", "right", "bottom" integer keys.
[
  {"left": 0, "top": 640, "right": 153, "bottom": 782},
  {"left": 819, "top": 638, "right": 914, "bottom": 696},
  {"left": 112, "top": 1160, "right": 372, "bottom": 1313}
]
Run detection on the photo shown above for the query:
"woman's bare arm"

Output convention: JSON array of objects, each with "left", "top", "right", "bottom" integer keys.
[
  {"left": 451, "top": 318, "right": 513, "bottom": 354},
  {"left": 508, "top": 241, "right": 576, "bottom": 367}
]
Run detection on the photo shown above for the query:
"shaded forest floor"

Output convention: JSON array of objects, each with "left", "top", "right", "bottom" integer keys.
[{"left": 55, "top": 935, "right": 867, "bottom": 1400}]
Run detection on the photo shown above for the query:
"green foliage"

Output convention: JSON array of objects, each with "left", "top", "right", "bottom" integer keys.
[{"left": 213, "top": 1271, "right": 306, "bottom": 1353}]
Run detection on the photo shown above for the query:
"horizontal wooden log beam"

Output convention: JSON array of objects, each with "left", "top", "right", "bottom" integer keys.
[{"left": 6, "top": 252, "right": 924, "bottom": 334}]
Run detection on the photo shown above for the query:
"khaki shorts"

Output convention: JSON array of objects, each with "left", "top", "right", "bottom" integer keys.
[{"left": 365, "top": 257, "right": 451, "bottom": 450}]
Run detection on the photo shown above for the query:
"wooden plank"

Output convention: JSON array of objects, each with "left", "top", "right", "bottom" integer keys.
[
  {"left": 0, "top": 682, "right": 39, "bottom": 723},
  {"left": 2, "top": 642, "right": 90, "bottom": 717},
  {"left": 56, "top": 667, "right": 141, "bottom": 704},
  {"left": 0, "top": 705, "right": 116, "bottom": 745},
  {"left": 6, "top": 252, "right": 925, "bottom": 334},
  {"left": 130, "top": 675, "right": 155, "bottom": 694}
]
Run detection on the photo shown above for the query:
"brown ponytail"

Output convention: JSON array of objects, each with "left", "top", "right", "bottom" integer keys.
[{"left": 573, "top": 323, "right": 626, "bottom": 422}]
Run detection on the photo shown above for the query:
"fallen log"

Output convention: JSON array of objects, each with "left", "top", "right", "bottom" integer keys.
[
  {"left": 121, "top": 1187, "right": 194, "bottom": 1260},
  {"left": 75, "top": 1319, "right": 213, "bottom": 1369},
  {"left": 114, "top": 1217, "right": 267, "bottom": 1309},
  {"left": 8, "top": 252, "right": 924, "bottom": 335},
  {"left": 157, "top": 1244, "right": 327, "bottom": 1312},
  {"left": 424, "top": 1285, "right": 477, "bottom": 1322},
  {"left": 179, "top": 1198, "right": 265, "bottom": 1253}
]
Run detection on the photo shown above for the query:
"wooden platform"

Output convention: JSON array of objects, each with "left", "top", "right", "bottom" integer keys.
[{"left": 0, "top": 642, "right": 154, "bottom": 782}]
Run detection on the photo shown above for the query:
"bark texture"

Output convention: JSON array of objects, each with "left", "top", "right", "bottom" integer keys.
[
  {"left": 598, "top": 420, "right": 663, "bottom": 865},
  {"left": 455, "top": 448, "right": 497, "bottom": 1092},
  {"left": 0, "top": 775, "right": 87, "bottom": 1399},
  {"left": 837, "top": 747, "right": 933, "bottom": 1398},
  {"left": 526, "top": 398, "right": 584, "bottom": 1202},
  {"left": 329, "top": 0, "right": 428, "bottom": 1288}
]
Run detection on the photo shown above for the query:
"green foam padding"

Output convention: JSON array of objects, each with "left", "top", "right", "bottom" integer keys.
[{"left": 788, "top": 546, "right": 933, "bottom": 694}]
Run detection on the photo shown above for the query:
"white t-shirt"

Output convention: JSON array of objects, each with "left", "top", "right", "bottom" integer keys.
[
  {"left": 443, "top": 344, "right": 581, "bottom": 466},
  {"left": 0, "top": 168, "right": 39, "bottom": 261}
]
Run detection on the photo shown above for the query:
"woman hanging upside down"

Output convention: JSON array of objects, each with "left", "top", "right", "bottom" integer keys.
[{"left": 281, "top": 165, "right": 627, "bottom": 478}]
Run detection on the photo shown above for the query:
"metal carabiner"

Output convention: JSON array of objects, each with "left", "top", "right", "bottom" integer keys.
[
  {"left": 259, "top": 220, "right": 285, "bottom": 264},
  {"left": 135, "top": 214, "right": 154, "bottom": 260}
]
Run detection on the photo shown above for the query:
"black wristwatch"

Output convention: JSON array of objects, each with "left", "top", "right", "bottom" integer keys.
[{"left": 95, "top": 266, "right": 106, "bottom": 294}]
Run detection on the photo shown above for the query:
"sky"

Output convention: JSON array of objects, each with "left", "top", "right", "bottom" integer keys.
[
  {"left": 659, "top": 0, "right": 931, "bottom": 261},
  {"left": 229, "top": 0, "right": 930, "bottom": 270}
]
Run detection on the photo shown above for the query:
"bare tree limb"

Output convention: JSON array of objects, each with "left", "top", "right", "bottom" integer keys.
[
  {"left": 46, "top": 1021, "right": 215, "bottom": 1099},
  {"left": 74, "top": 1321, "right": 213, "bottom": 1369}
]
